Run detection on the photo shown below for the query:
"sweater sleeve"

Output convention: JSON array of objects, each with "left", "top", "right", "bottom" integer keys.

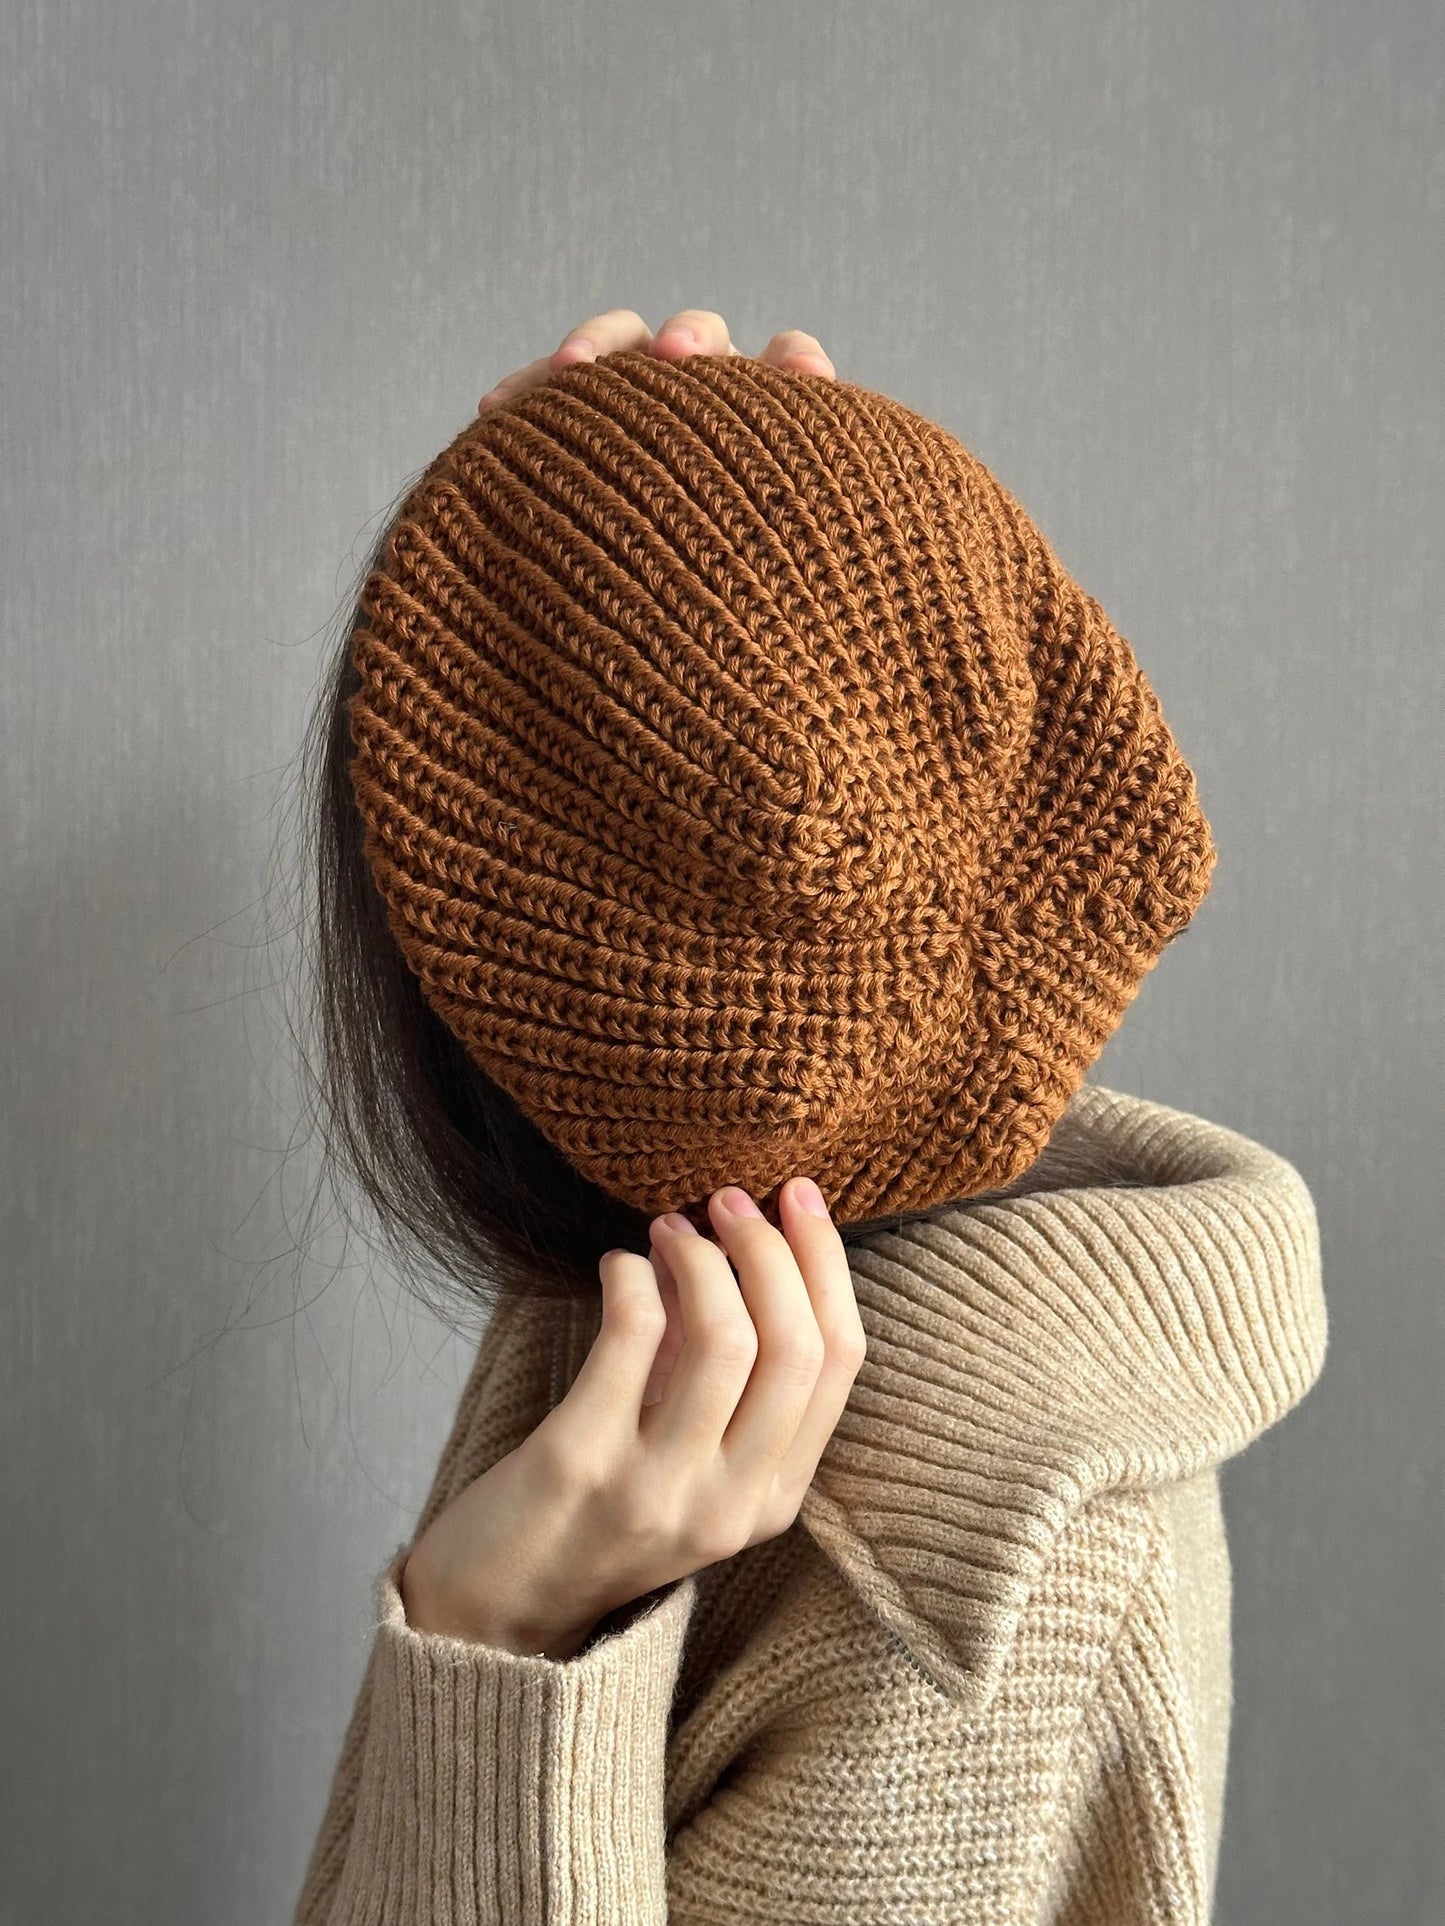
[
  {"left": 298, "top": 1544, "right": 697, "bottom": 1924},
  {"left": 291, "top": 1296, "right": 699, "bottom": 1925}
]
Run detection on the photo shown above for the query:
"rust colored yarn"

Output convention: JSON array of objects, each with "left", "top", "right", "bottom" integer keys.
[{"left": 345, "top": 349, "right": 1216, "bottom": 1228}]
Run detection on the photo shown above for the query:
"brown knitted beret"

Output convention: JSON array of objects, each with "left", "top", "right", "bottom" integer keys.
[{"left": 345, "top": 349, "right": 1215, "bottom": 1228}]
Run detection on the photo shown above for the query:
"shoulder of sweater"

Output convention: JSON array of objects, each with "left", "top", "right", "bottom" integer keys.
[{"left": 790, "top": 1078, "right": 1328, "bottom": 1711}]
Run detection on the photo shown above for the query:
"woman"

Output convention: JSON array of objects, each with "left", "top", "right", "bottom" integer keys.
[{"left": 290, "top": 309, "right": 1328, "bottom": 1923}]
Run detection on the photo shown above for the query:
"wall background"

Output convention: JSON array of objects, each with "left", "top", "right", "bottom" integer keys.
[{"left": 4, "top": 3, "right": 1440, "bottom": 1921}]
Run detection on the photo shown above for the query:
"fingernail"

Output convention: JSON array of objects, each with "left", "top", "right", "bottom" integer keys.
[
  {"left": 654, "top": 327, "right": 696, "bottom": 351},
  {"left": 716, "top": 1187, "right": 762, "bottom": 1219},
  {"left": 656, "top": 1212, "right": 698, "bottom": 1237},
  {"left": 793, "top": 1177, "right": 829, "bottom": 1217}
]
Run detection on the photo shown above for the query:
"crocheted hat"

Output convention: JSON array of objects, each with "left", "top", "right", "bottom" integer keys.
[{"left": 345, "top": 349, "right": 1216, "bottom": 1228}]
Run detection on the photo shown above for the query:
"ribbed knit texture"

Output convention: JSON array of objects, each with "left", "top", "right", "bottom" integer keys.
[
  {"left": 292, "top": 1081, "right": 1328, "bottom": 1924},
  {"left": 344, "top": 351, "right": 1217, "bottom": 1226}
]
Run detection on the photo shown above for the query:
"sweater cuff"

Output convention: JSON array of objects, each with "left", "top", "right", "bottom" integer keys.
[{"left": 329, "top": 1545, "right": 697, "bottom": 1925}]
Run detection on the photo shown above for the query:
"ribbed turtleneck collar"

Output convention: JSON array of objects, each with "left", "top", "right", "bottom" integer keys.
[{"left": 794, "top": 1079, "right": 1328, "bottom": 1710}]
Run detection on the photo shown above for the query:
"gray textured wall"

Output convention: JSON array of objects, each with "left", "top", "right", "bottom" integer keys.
[{"left": 4, "top": 3, "right": 1440, "bottom": 1921}]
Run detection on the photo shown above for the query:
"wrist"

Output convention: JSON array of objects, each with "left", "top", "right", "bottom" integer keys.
[{"left": 399, "top": 1547, "right": 597, "bottom": 1658}]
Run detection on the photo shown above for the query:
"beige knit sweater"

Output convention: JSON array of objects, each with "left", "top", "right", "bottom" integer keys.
[{"left": 293, "top": 1080, "right": 1328, "bottom": 1924}]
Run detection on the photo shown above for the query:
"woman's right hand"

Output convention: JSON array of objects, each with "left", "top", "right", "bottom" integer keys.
[
  {"left": 476, "top": 306, "right": 837, "bottom": 415},
  {"left": 399, "top": 1177, "right": 867, "bottom": 1659}
]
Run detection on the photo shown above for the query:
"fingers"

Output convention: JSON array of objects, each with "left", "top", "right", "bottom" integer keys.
[
  {"left": 478, "top": 312, "right": 836, "bottom": 415},
  {"left": 649, "top": 308, "right": 736, "bottom": 359},
  {"left": 711, "top": 1179, "right": 861, "bottom": 1491},
  {"left": 555, "top": 1176, "right": 864, "bottom": 1562},
  {"left": 477, "top": 351, "right": 558, "bottom": 414},
  {"left": 551, "top": 307, "right": 655, "bottom": 367},
  {"left": 641, "top": 1180, "right": 860, "bottom": 1504},
  {"left": 640, "top": 1207, "right": 764, "bottom": 1452},
  {"left": 688, "top": 1187, "right": 824, "bottom": 1477},
  {"left": 478, "top": 309, "right": 652, "bottom": 412},
  {"left": 650, "top": 314, "right": 835, "bottom": 377},
  {"left": 759, "top": 329, "right": 836, "bottom": 377},
  {"left": 559, "top": 1247, "right": 669, "bottom": 1438},
  {"left": 559, "top": 1210, "right": 750, "bottom": 1447},
  {"left": 750, "top": 1179, "right": 865, "bottom": 1509},
  {"left": 641, "top": 1233, "right": 686, "bottom": 1406}
]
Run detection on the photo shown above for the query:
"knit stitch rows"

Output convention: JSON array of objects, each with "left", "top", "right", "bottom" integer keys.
[{"left": 346, "top": 350, "right": 1215, "bottom": 1223}]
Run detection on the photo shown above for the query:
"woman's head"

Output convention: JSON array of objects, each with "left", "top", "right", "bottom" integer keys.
[{"left": 294, "top": 351, "right": 1214, "bottom": 1315}]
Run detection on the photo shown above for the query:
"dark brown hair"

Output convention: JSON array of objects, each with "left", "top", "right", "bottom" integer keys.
[{"left": 280, "top": 486, "right": 1162, "bottom": 1331}]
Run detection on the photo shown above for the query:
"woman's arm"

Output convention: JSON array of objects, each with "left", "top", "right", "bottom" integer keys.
[{"left": 294, "top": 1550, "right": 698, "bottom": 1924}]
